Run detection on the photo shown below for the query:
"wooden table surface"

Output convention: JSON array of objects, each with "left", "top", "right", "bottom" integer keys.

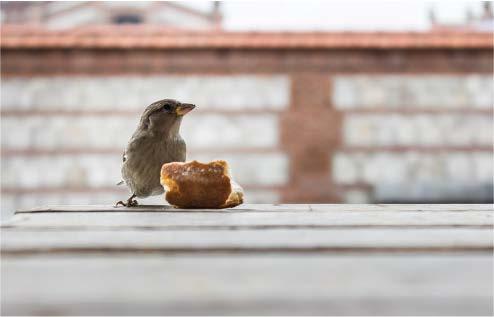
[{"left": 1, "top": 204, "right": 493, "bottom": 315}]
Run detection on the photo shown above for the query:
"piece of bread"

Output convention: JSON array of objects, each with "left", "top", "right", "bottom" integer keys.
[{"left": 160, "top": 160, "right": 244, "bottom": 209}]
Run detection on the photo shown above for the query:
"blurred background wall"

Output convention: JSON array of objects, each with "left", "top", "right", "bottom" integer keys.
[{"left": 1, "top": 1, "right": 493, "bottom": 219}]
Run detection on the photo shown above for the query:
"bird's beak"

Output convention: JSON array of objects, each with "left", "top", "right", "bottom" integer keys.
[{"left": 176, "top": 103, "right": 196, "bottom": 116}]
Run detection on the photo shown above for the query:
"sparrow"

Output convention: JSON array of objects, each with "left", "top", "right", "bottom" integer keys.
[{"left": 116, "top": 99, "right": 195, "bottom": 207}]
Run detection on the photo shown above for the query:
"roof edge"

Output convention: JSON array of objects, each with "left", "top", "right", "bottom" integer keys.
[{"left": 1, "top": 27, "right": 493, "bottom": 49}]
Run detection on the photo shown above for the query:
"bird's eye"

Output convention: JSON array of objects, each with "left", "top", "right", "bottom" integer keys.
[{"left": 163, "top": 104, "right": 172, "bottom": 112}]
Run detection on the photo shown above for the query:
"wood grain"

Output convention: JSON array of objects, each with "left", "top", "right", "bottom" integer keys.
[
  {"left": 2, "top": 228, "right": 492, "bottom": 254},
  {"left": 2, "top": 254, "right": 492, "bottom": 315},
  {"left": 3, "top": 210, "right": 493, "bottom": 230},
  {"left": 2, "top": 204, "right": 492, "bottom": 315}
]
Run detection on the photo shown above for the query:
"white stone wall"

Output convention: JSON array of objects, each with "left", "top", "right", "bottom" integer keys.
[
  {"left": 2, "top": 114, "right": 279, "bottom": 150},
  {"left": 343, "top": 114, "right": 492, "bottom": 147},
  {"left": 2, "top": 153, "right": 288, "bottom": 189},
  {"left": 333, "top": 75, "right": 493, "bottom": 109},
  {"left": 2, "top": 72, "right": 492, "bottom": 215},
  {"left": 1, "top": 75, "right": 290, "bottom": 219},
  {"left": 1, "top": 76, "right": 290, "bottom": 111},
  {"left": 332, "top": 74, "right": 494, "bottom": 203},
  {"left": 333, "top": 151, "right": 493, "bottom": 185}
]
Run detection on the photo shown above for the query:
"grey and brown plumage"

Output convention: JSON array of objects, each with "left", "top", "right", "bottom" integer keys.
[{"left": 116, "top": 99, "right": 195, "bottom": 207}]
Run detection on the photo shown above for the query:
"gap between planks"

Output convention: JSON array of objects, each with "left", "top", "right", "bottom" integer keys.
[
  {"left": 2, "top": 225, "right": 492, "bottom": 231},
  {"left": 3, "top": 246, "right": 493, "bottom": 256}
]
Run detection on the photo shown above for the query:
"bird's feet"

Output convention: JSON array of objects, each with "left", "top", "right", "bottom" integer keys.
[
  {"left": 126, "top": 198, "right": 138, "bottom": 207},
  {"left": 115, "top": 199, "right": 139, "bottom": 207},
  {"left": 115, "top": 194, "right": 138, "bottom": 207}
]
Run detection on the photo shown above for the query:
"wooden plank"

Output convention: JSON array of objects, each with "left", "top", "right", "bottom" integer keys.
[
  {"left": 309, "top": 204, "right": 493, "bottom": 212},
  {"left": 2, "top": 228, "right": 492, "bottom": 254},
  {"left": 2, "top": 254, "right": 492, "bottom": 315},
  {"left": 3, "top": 210, "right": 492, "bottom": 229},
  {"left": 13, "top": 204, "right": 493, "bottom": 214},
  {"left": 13, "top": 204, "right": 311, "bottom": 213}
]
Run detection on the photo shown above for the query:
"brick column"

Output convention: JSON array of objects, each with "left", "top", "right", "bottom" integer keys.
[{"left": 280, "top": 73, "right": 342, "bottom": 202}]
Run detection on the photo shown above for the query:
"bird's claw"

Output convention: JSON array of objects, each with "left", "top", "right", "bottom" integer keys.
[
  {"left": 127, "top": 199, "right": 139, "bottom": 207},
  {"left": 115, "top": 197, "right": 139, "bottom": 207}
]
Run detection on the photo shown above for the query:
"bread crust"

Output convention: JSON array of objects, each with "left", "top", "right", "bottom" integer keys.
[{"left": 160, "top": 160, "right": 244, "bottom": 209}]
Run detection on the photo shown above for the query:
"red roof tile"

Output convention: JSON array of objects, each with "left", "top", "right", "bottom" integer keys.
[{"left": 1, "top": 26, "right": 493, "bottom": 49}]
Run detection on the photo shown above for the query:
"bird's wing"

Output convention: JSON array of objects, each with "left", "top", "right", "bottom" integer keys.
[{"left": 117, "top": 150, "right": 126, "bottom": 186}]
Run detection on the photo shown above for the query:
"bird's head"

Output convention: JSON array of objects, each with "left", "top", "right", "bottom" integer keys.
[{"left": 139, "top": 99, "right": 195, "bottom": 136}]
